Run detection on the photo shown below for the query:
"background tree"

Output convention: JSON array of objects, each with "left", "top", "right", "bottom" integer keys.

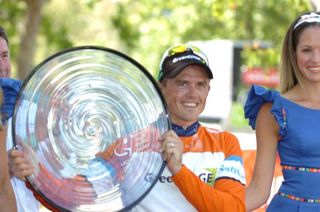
[
  {"left": 17, "top": 0, "right": 48, "bottom": 80},
  {"left": 111, "top": 0, "right": 310, "bottom": 77},
  {"left": 0, "top": 0, "right": 313, "bottom": 80},
  {"left": 0, "top": 0, "right": 118, "bottom": 79}
]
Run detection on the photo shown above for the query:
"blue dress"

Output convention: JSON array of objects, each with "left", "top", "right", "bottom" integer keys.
[{"left": 244, "top": 85, "right": 320, "bottom": 212}]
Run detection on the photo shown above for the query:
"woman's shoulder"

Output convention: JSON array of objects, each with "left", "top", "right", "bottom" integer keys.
[
  {"left": 244, "top": 85, "right": 283, "bottom": 130},
  {"left": 245, "top": 85, "right": 280, "bottom": 103}
]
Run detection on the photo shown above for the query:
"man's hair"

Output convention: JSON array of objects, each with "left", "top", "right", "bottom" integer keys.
[{"left": 0, "top": 26, "right": 9, "bottom": 45}]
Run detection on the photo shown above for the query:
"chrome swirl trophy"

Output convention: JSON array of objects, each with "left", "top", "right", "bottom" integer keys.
[{"left": 12, "top": 46, "right": 170, "bottom": 211}]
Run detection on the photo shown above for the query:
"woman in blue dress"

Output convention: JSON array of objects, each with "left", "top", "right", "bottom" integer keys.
[{"left": 245, "top": 11, "right": 320, "bottom": 211}]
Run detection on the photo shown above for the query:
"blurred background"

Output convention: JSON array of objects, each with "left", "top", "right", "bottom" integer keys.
[
  {"left": 2, "top": 1, "right": 319, "bottom": 211},
  {"left": 1, "top": 0, "right": 318, "bottom": 131}
]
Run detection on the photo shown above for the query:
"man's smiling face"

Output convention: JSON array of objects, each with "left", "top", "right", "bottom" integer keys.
[{"left": 160, "top": 64, "right": 210, "bottom": 127}]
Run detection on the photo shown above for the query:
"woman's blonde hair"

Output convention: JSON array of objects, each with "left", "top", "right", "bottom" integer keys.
[{"left": 280, "top": 11, "right": 320, "bottom": 93}]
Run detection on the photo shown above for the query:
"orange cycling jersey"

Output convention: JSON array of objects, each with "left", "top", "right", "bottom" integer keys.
[
  {"left": 173, "top": 125, "right": 246, "bottom": 211},
  {"left": 133, "top": 123, "right": 246, "bottom": 212}
]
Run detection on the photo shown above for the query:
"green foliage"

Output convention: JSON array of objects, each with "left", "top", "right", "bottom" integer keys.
[
  {"left": 0, "top": 0, "right": 112, "bottom": 73},
  {"left": 0, "top": 0, "right": 313, "bottom": 80},
  {"left": 83, "top": 0, "right": 102, "bottom": 8},
  {"left": 0, "top": 0, "right": 315, "bottom": 129},
  {"left": 41, "top": 15, "right": 73, "bottom": 50},
  {"left": 111, "top": 4, "right": 140, "bottom": 50},
  {"left": 40, "top": 0, "right": 95, "bottom": 57},
  {"left": 0, "top": 0, "right": 26, "bottom": 60},
  {"left": 111, "top": 0, "right": 311, "bottom": 77},
  {"left": 228, "top": 101, "right": 250, "bottom": 131},
  {"left": 242, "top": 47, "right": 279, "bottom": 69}
]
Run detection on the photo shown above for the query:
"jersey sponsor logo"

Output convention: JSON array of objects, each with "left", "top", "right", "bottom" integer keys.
[
  {"left": 157, "top": 169, "right": 217, "bottom": 185},
  {"left": 199, "top": 169, "right": 216, "bottom": 185},
  {"left": 201, "top": 168, "right": 217, "bottom": 185},
  {"left": 158, "top": 175, "right": 173, "bottom": 183},
  {"left": 172, "top": 55, "right": 201, "bottom": 63},
  {"left": 145, "top": 172, "right": 158, "bottom": 183},
  {"left": 155, "top": 154, "right": 246, "bottom": 185},
  {"left": 215, "top": 155, "right": 246, "bottom": 184}
]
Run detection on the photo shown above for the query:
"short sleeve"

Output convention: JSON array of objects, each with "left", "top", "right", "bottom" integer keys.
[{"left": 244, "top": 85, "right": 286, "bottom": 138}]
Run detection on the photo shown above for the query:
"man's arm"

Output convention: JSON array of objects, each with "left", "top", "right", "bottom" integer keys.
[
  {"left": 173, "top": 165, "right": 245, "bottom": 211},
  {"left": 0, "top": 125, "right": 17, "bottom": 212},
  {"left": 161, "top": 130, "right": 245, "bottom": 211}
]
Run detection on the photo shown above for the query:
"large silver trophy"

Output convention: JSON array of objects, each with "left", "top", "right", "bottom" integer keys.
[{"left": 13, "top": 46, "right": 170, "bottom": 211}]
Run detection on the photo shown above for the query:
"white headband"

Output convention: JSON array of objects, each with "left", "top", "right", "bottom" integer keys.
[{"left": 294, "top": 12, "right": 320, "bottom": 30}]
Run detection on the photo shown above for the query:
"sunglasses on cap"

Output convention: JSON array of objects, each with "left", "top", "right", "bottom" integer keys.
[
  {"left": 158, "top": 44, "right": 212, "bottom": 82},
  {"left": 159, "top": 44, "right": 209, "bottom": 67}
]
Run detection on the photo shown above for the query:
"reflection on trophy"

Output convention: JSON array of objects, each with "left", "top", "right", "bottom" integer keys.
[{"left": 13, "top": 46, "right": 170, "bottom": 211}]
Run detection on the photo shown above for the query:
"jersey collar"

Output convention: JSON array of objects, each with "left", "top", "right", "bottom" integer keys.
[{"left": 172, "top": 121, "right": 200, "bottom": 137}]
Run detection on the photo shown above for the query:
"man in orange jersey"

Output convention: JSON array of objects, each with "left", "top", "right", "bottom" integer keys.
[
  {"left": 132, "top": 44, "right": 246, "bottom": 211},
  {"left": 8, "top": 44, "right": 246, "bottom": 211}
]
